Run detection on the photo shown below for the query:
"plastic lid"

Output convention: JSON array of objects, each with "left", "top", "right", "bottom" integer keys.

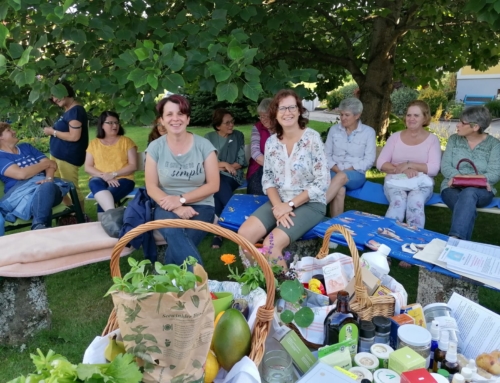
[
  {"left": 378, "top": 244, "right": 391, "bottom": 256},
  {"left": 360, "top": 320, "right": 376, "bottom": 338},
  {"left": 438, "top": 330, "right": 450, "bottom": 350},
  {"left": 397, "top": 324, "right": 432, "bottom": 346},
  {"left": 430, "top": 320, "right": 440, "bottom": 339},
  {"left": 466, "top": 359, "right": 477, "bottom": 373},
  {"left": 372, "top": 316, "right": 391, "bottom": 332},
  {"left": 461, "top": 367, "right": 472, "bottom": 379},
  {"left": 445, "top": 341, "right": 458, "bottom": 363},
  {"left": 423, "top": 302, "right": 452, "bottom": 312},
  {"left": 431, "top": 373, "right": 450, "bottom": 383},
  {"left": 437, "top": 369, "right": 450, "bottom": 378},
  {"left": 452, "top": 374, "right": 465, "bottom": 383}
]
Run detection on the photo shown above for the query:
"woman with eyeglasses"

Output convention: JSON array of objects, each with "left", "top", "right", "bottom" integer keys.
[
  {"left": 247, "top": 98, "right": 273, "bottom": 195},
  {"left": 238, "top": 89, "right": 329, "bottom": 269},
  {"left": 440, "top": 106, "right": 500, "bottom": 240},
  {"left": 204, "top": 108, "right": 247, "bottom": 248},
  {"left": 43, "top": 81, "right": 88, "bottom": 210},
  {"left": 84, "top": 111, "right": 137, "bottom": 220}
]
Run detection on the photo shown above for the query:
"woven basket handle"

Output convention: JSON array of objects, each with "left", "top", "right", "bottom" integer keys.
[
  {"left": 456, "top": 158, "right": 479, "bottom": 174},
  {"left": 107, "top": 219, "right": 275, "bottom": 366},
  {"left": 314, "top": 224, "right": 363, "bottom": 295}
]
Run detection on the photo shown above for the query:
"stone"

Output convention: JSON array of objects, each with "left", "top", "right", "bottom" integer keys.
[
  {"left": 416, "top": 268, "right": 479, "bottom": 306},
  {"left": 0, "top": 277, "right": 52, "bottom": 345}
]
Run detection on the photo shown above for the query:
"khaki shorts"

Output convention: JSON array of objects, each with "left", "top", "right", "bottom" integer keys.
[
  {"left": 51, "top": 156, "right": 83, "bottom": 203},
  {"left": 252, "top": 201, "right": 326, "bottom": 242}
]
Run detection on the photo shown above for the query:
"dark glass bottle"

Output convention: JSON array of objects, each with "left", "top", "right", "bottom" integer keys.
[{"left": 324, "top": 291, "right": 359, "bottom": 349}]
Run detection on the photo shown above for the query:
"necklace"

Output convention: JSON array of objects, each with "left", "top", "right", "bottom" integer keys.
[{"left": 167, "top": 134, "right": 191, "bottom": 156}]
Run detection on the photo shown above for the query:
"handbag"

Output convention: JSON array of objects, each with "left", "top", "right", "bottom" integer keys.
[
  {"left": 451, "top": 159, "right": 488, "bottom": 188},
  {"left": 100, "top": 207, "right": 125, "bottom": 238}
]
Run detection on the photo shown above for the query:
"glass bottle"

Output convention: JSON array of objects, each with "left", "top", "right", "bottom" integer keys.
[{"left": 324, "top": 290, "right": 359, "bottom": 356}]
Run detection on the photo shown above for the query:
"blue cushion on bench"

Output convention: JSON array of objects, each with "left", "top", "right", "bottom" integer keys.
[
  {"left": 346, "top": 181, "right": 500, "bottom": 208},
  {"left": 218, "top": 194, "right": 318, "bottom": 240}
]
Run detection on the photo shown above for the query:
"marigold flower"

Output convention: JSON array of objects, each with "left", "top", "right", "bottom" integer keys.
[{"left": 220, "top": 254, "right": 236, "bottom": 265}]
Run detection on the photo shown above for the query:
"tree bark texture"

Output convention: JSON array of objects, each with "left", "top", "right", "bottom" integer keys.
[
  {"left": 417, "top": 268, "right": 479, "bottom": 307},
  {"left": 0, "top": 277, "right": 52, "bottom": 345}
]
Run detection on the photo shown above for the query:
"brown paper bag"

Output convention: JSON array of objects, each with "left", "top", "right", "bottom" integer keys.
[{"left": 112, "top": 264, "right": 214, "bottom": 383}]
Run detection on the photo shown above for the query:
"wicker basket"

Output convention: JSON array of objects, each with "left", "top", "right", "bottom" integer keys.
[
  {"left": 289, "top": 223, "right": 396, "bottom": 349},
  {"left": 101, "top": 219, "right": 276, "bottom": 366}
]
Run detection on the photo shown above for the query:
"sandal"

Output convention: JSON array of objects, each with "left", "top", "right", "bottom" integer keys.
[{"left": 212, "top": 235, "right": 223, "bottom": 249}]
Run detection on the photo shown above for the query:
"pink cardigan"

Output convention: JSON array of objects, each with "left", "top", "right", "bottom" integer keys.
[{"left": 376, "top": 131, "right": 442, "bottom": 176}]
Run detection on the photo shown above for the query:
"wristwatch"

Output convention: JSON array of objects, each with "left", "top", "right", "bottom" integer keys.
[
  {"left": 112, "top": 171, "right": 118, "bottom": 178},
  {"left": 288, "top": 201, "right": 295, "bottom": 210},
  {"left": 180, "top": 195, "right": 186, "bottom": 205},
  {"left": 46, "top": 177, "right": 53, "bottom": 181}
]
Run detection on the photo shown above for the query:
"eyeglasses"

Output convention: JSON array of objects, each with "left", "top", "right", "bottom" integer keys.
[
  {"left": 104, "top": 121, "right": 120, "bottom": 125},
  {"left": 223, "top": 119, "right": 235, "bottom": 126},
  {"left": 278, "top": 105, "right": 298, "bottom": 113}
]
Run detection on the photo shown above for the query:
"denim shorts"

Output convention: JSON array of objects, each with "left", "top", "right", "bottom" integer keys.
[{"left": 330, "top": 170, "right": 366, "bottom": 190}]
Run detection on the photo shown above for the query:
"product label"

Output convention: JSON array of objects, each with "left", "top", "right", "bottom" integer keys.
[{"left": 339, "top": 323, "right": 359, "bottom": 357}]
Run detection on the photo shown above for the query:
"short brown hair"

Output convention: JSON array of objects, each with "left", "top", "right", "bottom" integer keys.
[
  {"left": 211, "top": 108, "right": 232, "bottom": 131},
  {"left": 0, "top": 122, "right": 11, "bottom": 137},
  {"left": 406, "top": 100, "right": 431, "bottom": 127},
  {"left": 156, "top": 94, "right": 191, "bottom": 117},
  {"left": 268, "top": 89, "right": 309, "bottom": 139}
]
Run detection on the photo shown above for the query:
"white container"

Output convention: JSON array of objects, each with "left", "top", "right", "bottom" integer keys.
[
  {"left": 373, "top": 369, "right": 400, "bottom": 383},
  {"left": 431, "top": 373, "right": 450, "bottom": 383},
  {"left": 350, "top": 366, "right": 374, "bottom": 382},
  {"left": 370, "top": 343, "right": 394, "bottom": 369},
  {"left": 354, "top": 352, "right": 380, "bottom": 372},
  {"left": 360, "top": 244, "right": 391, "bottom": 279}
]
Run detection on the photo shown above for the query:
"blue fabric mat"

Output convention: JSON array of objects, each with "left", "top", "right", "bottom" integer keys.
[
  {"left": 345, "top": 181, "right": 500, "bottom": 208},
  {"left": 218, "top": 194, "right": 318, "bottom": 240},
  {"left": 312, "top": 210, "right": 449, "bottom": 271}
]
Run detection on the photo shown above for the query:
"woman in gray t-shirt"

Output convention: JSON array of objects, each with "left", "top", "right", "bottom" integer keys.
[{"left": 145, "top": 95, "right": 219, "bottom": 266}]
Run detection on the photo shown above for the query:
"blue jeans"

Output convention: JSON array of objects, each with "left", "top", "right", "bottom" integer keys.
[
  {"left": 154, "top": 204, "right": 215, "bottom": 266},
  {"left": 214, "top": 174, "right": 240, "bottom": 216},
  {"left": 330, "top": 170, "right": 366, "bottom": 190},
  {"left": 89, "top": 177, "right": 135, "bottom": 212},
  {"left": 31, "top": 182, "right": 63, "bottom": 228},
  {"left": 441, "top": 187, "right": 494, "bottom": 240}
]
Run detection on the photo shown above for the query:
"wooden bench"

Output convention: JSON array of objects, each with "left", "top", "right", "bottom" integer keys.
[{"left": 463, "top": 94, "right": 495, "bottom": 107}]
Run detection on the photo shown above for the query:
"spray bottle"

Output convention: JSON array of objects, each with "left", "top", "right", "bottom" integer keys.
[
  {"left": 433, "top": 330, "right": 449, "bottom": 372},
  {"left": 429, "top": 320, "right": 440, "bottom": 372}
]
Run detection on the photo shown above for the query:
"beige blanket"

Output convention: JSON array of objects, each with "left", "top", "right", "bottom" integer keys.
[{"left": 0, "top": 222, "right": 143, "bottom": 277}]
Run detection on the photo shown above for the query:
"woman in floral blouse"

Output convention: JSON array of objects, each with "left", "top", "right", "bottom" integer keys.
[{"left": 238, "top": 89, "right": 329, "bottom": 269}]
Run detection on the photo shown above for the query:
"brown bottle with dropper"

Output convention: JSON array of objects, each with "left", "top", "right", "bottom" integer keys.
[{"left": 324, "top": 290, "right": 359, "bottom": 355}]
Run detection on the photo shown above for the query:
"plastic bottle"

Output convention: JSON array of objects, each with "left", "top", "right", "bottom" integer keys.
[
  {"left": 451, "top": 373, "right": 464, "bottom": 383},
  {"left": 360, "top": 244, "right": 391, "bottom": 279},
  {"left": 429, "top": 320, "right": 440, "bottom": 372},
  {"left": 460, "top": 367, "right": 472, "bottom": 383},
  {"left": 442, "top": 341, "right": 459, "bottom": 380},
  {"left": 433, "top": 330, "right": 449, "bottom": 372},
  {"left": 466, "top": 359, "right": 477, "bottom": 374}
]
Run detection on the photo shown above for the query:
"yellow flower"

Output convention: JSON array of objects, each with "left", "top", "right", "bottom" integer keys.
[{"left": 221, "top": 254, "right": 236, "bottom": 265}]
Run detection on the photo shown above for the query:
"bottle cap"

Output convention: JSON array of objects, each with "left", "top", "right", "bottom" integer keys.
[
  {"left": 360, "top": 320, "right": 376, "bottom": 338},
  {"left": 361, "top": 380, "right": 371, "bottom": 383},
  {"left": 437, "top": 369, "right": 450, "bottom": 378},
  {"left": 372, "top": 316, "right": 391, "bottom": 333},
  {"left": 461, "top": 367, "right": 472, "bottom": 380},
  {"left": 430, "top": 320, "right": 440, "bottom": 340},
  {"left": 378, "top": 244, "right": 391, "bottom": 256},
  {"left": 466, "top": 359, "right": 477, "bottom": 373},
  {"left": 452, "top": 374, "right": 465, "bottom": 383},
  {"left": 445, "top": 341, "right": 458, "bottom": 363},
  {"left": 438, "top": 330, "right": 449, "bottom": 350}
]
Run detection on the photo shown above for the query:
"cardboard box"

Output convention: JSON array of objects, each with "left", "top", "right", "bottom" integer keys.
[
  {"left": 400, "top": 304, "right": 426, "bottom": 328},
  {"left": 273, "top": 324, "right": 317, "bottom": 374},
  {"left": 401, "top": 368, "right": 438, "bottom": 383},
  {"left": 388, "top": 347, "right": 426, "bottom": 375},
  {"left": 373, "top": 285, "right": 392, "bottom": 297},
  {"left": 318, "top": 339, "right": 356, "bottom": 370},
  {"left": 343, "top": 267, "right": 381, "bottom": 300},
  {"left": 389, "top": 314, "right": 414, "bottom": 349},
  {"left": 298, "top": 361, "right": 358, "bottom": 383},
  {"left": 323, "top": 261, "right": 349, "bottom": 296}
]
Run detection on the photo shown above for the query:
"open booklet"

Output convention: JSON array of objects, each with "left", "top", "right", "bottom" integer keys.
[{"left": 413, "top": 238, "right": 500, "bottom": 289}]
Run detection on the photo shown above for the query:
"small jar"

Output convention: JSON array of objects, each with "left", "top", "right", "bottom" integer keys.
[
  {"left": 397, "top": 324, "right": 431, "bottom": 368},
  {"left": 350, "top": 366, "right": 374, "bottom": 382},
  {"left": 370, "top": 343, "right": 394, "bottom": 369},
  {"left": 359, "top": 320, "right": 376, "bottom": 352},
  {"left": 354, "top": 352, "right": 380, "bottom": 372},
  {"left": 372, "top": 316, "right": 391, "bottom": 344},
  {"left": 423, "top": 303, "right": 459, "bottom": 347}
]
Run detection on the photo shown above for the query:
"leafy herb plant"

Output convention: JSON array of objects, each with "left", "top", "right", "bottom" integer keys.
[{"left": 105, "top": 256, "right": 201, "bottom": 295}]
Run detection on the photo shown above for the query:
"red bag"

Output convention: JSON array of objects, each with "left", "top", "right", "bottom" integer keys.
[{"left": 451, "top": 159, "right": 488, "bottom": 188}]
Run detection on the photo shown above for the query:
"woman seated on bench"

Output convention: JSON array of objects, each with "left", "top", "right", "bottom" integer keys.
[
  {"left": 0, "top": 122, "right": 65, "bottom": 231},
  {"left": 238, "top": 89, "right": 329, "bottom": 269},
  {"left": 204, "top": 108, "right": 247, "bottom": 248},
  {"left": 441, "top": 106, "right": 500, "bottom": 240},
  {"left": 325, "top": 97, "right": 376, "bottom": 217},
  {"left": 85, "top": 111, "right": 137, "bottom": 220}
]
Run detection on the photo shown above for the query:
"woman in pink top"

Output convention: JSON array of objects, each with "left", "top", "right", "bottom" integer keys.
[{"left": 377, "top": 100, "right": 441, "bottom": 229}]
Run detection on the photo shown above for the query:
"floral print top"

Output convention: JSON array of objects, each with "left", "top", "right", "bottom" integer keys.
[{"left": 262, "top": 128, "right": 329, "bottom": 204}]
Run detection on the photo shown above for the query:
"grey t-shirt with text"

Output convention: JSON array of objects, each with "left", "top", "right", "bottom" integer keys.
[{"left": 148, "top": 134, "right": 216, "bottom": 206}]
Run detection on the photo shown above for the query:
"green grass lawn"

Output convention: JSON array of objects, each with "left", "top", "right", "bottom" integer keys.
[{"left": 1, "top": 121, "right": 500, "bottom": 380}]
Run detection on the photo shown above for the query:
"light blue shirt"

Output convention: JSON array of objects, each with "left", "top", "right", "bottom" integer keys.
[{"left": 324, "top": 121, "right": 376, "bottom": 173}]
